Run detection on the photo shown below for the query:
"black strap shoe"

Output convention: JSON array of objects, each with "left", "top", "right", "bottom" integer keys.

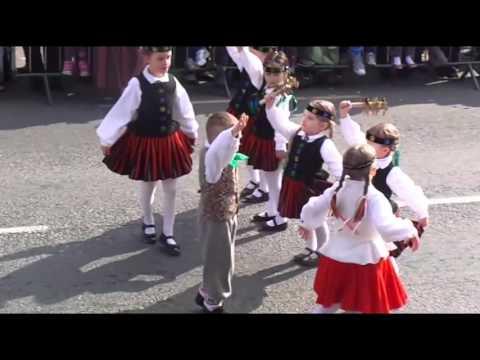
[
  {"left": 142, "top": 224, "right": 157, "bottom": 244},
  {"left": 259, "top": 217, "right": 288, "bottom": 233},
  {"left": 158, "top": 233, "right": 181, "bottom": 257},
  {"left": 242, "top": 189, "right": 269, "bottom": 204},
  {"left": 240, "top": 181, "right": 260, "bottom": 198},
  {"left": 252, "top": 212, "right": 275, "bottom": 223},
  {"left": 293, "top": 248, "right": 321, "bottom": 267}
]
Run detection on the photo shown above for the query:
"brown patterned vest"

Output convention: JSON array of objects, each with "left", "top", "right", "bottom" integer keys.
[{"left": 199, "top": 147, "right": 240, "bottom": 222}]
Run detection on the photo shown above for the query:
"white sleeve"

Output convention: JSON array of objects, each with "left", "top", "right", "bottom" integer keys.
[
  {"left": 205, "top": 128, "right": 240, "bottom": 184},
  {"left": 300, "top": 185, "right": 337, "bottom": 230},
  {"left": 339, "top": 115, "right": 367, "bottom": 147},
  {"left": 236, "top": 47, "right": 264, "bottom": 90},
  {"left": 274, "top": 132, "right": 288, "bottom": 151},
  {"left": 173, "top": 77, "right": 199, "bottom": 139},
  {"left": 96, "top": 77, "right": 141, "bottom": 146},
  {"left": 320, "top": 139, "right": 343, "bottom": 179},
  {"left": 369, "top": 192, "right": 418, "bottom": 242},
  {"left": 226, "top": 47, "right": 243, "bottom": 71},
  {"left": 266, "top": 99, "right": 300, "bottom": 140},
  {"left": 387, "top": 167, "right": 429, "bottom": 219}
]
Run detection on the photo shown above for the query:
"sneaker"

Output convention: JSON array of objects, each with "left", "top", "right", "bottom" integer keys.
[
  {"left": 78, "top": 60, "right": 90, "bottom": 77},
  {"left": 392, "top": 56, "right": 403, "bottom": 70},
  {"left": 62, "top": 60, "right": 74, "bottom": 76},
  {"left": 366, "top": 52, "right": 377, "bottom": 66},
  {"left": 352, "top": 54, "right": 366, "bottom": 76},
  {"left": 405, "top": 56, "right": 417, "bottom": 69}
]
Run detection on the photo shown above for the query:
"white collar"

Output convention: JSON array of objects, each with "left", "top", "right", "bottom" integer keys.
[
  {"left": 143, "top": 66, "right": 169, "bottom": 83},
  {"left": 297, "top": 129, "right": 328, "bottom": 142},
  {"left": 376, "top": 154, "right": 393, "bottom": 169}
]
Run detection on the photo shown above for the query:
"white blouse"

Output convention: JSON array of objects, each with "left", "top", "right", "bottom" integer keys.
[
  {"left": 267, "top": 105, "right": 343, "bottom": 179},
  {"left": 204, "top": 128, "right": 241, "bottom": 184},
  {"left": 96, "top": 66, "right": 198, "bottom": 147},
  {"left": 339, "top": 115, "right": 429, "bottom": 219},
  {"left": 300, "top": 179, "right": 418, "bottom": 265}
]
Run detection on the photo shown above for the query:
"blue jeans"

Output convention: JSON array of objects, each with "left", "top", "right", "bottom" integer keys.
[{"left": 350, "top": 47, "right": 377, "bottom": 57}]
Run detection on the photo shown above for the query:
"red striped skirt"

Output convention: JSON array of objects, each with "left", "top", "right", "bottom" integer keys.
[
  {"left": 240, "top": 133, "right": 279, "bottom": 172},
  {"left": 314, "top": 256, "right": 408, "bottom": 314},
  {"left": 103, "top": 129, "right": 194, "bottom": 181}
]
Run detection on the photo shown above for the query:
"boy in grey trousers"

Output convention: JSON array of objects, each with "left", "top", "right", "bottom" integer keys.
[{"left": 195, "top": 111, "right": 247, "bottom": 313}]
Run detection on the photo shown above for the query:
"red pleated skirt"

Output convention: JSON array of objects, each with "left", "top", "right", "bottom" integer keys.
[
  {"left": 278, "top": 177, "right": 310, "bottom": 219},
  {"left": 240, "top": 132, "right": 279, "bottom": 172},
  {"left": 103, "top": 129, "right": 194, "bottom": 181},
  {"left": 314, "top": 256, "right": 408, "bottom": 314}
]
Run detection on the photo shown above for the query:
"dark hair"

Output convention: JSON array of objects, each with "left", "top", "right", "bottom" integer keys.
[
  {"left": 264, "top": 50, "right": 290, "bottom": 71},
  {"left": 142, "top": 47, "right": 173, "bottom": 54}
]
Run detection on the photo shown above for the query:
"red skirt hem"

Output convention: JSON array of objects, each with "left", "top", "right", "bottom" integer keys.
[
  {"left": 103, "top": 129, "right": 194, "bottom": 181},
  {"left": 278, "top": 176, "right": 310, "bottom": 219},
  {"left": 314, "top": 256, "right": 408, "bottom": 314},
  {"left": 240, "top": 133, "right": 279, "bottom": 172}
]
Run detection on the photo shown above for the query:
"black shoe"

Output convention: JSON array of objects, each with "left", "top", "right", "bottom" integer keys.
[
  {"left": 251, "top": 213, "right": 275, "bottom": 223},
  {"left": 142, "top": 224, "right": 157, "bottom": 244},
  {"left": 195, "top": 292, "right": 204, "bottom": 308},
  {"left": 240, "top": 181, "right": 260, "bottom": 198},
  {"left": 242, "top": 189, "right": 269, "bottom": 204},
  {"left": 158, "top": 233, "right": 181, "bottom": 257},
  {"left": 195, "top": 292, "right": 225, "bottom": 313},
  {"left": 293, "top": 248, "right": 321, "bottom": 268},
  {"left": 259, "top": 218, "right": 288, "bottom": 233}
]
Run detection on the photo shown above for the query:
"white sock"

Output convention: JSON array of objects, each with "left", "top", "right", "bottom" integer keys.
[
  {"left": 161, "top": 179, "right": 177, "bottom": 238},
  {"left": 259, "top": 172, "right": 269, "bottom": 193},
  {"left": 246, "top": 166, "right": 260, "bottom": 189},
  {"left": 262, "top": 169, "right": 282, "bottom": 217},
  {"left": 266, "top": 215, "right": 287, "bottom": 227},
  {"left": 137, "top": 181, "right": 158, "bottom": 227},
  {"left": 305, "top": 230, "right": 317, "bottom": 251},
  {"left": 311, "top": 303, "right": 341, "bottom": 314}
]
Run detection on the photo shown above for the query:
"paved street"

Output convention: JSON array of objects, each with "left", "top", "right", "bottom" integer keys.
[{"left": 1, "top": 73, "right": 480, "bottom": 313}]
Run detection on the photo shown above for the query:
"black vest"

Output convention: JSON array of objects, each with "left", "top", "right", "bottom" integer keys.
[
  {"left": 372, "top": 161, "right": 395, "bottom": 199},
  {"left": 228, "top": 69, "right": 258, "bottom": 116},
  {"left": 127, "top": 72, "right": 179, "bottom": 137},
  {"left": 284, "top": 134, "right": 328, "bottom": 185}
]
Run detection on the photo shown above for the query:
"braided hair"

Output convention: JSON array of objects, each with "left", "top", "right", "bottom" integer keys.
[{"left": 330, "top": 144, "right": 376, "bottom": 231}]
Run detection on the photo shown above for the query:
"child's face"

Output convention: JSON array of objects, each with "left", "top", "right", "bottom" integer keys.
[
  {"left": 301, "top": 111, "right": 329, "bottom": 136},
  {"left": 367, "top": 141, "right": 391, "bottom": 159},
  {"left": 146, "top": 51, "right": 172, "bottom": 76},
  {"left": 264, "top": 65, "right": 287, "bottom": 88}
]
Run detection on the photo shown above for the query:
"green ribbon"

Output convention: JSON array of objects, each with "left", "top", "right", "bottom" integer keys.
[
  {"left": 392, "top": 150, "right": 400, "bottom": 167},
  {"left": 230, "top": 153, "right": 249, "bottom": 169}
]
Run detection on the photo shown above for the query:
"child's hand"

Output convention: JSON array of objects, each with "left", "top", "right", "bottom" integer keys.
[
  {"left": 418, "top": 217, "right": 429, "bottom": 228},
  {"left": 231, "top": 113, "right": 248, "bottom": 138},
  {"left": 339, "top": 100, "right": 353, "bottom": 119},
  {"left": 265, "top": 94, "right": 276, "bottom": 109},
  {"left": 298, "top": 226, "right": 314, "bottom": 241},
  {"left": 407, "top": 235, "right": 420, "bottom": 252},
  {"left": 101, "top": 145, "right": 111, "bottom": 156},
  {"left": 276, "top": 150, "right": 288, "bottom": 160}
]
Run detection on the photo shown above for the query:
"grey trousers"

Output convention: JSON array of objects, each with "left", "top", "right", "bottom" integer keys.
[{"left": 200, "top": 215, "right": 238, "bottom": 305}]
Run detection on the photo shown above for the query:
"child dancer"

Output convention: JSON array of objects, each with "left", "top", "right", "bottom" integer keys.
[
  {"left": 265, "top": 97, "right": 343, "bottom": 266},
  {"left": 225, "top": 47, "right": 272, "bottom": 201},
  {"left": 300, "top": 144, "right": 420, "bottom": 314},
  {"left": 196, "top": 112, "right": 248, "bottom": 314},
  {"left": 338, "top": 100, "right": 428, "bottom": 258},
  {"left": 96, "top": 46, "right": 198, "bottom": 256},
  {"left": 233, "top": 48, "right": 296, "bottom": 231}
]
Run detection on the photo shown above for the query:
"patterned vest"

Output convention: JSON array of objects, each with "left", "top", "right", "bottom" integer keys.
[{"left": 198, "top": 147, "right": 240, "bottom": 222}]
